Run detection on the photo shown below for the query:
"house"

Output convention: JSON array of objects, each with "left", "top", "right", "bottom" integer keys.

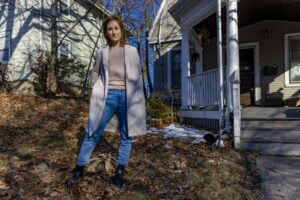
[
  {"left": 0, "top": 0, "right": 111, "bottom": 92},
  {"left": 150, "top": 0, "right": 300, "bottom": 155}
]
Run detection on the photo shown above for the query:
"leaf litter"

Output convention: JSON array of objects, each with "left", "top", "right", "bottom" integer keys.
[{"left": 0, "top": 93, "right": 262, "bottom": 199}]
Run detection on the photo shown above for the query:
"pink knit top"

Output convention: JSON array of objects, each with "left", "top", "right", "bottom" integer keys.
[{"left": 108, "top": 46, "right": 126, "bottom": 89}]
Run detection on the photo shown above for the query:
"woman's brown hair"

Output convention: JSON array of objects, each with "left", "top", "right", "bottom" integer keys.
[{"left": 102, "top": 15, "right": 127, "bottom": 47}]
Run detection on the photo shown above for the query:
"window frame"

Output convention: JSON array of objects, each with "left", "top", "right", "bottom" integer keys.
[
  {"left": 284, "top": 32, "right": 300, "bottom": 87},
  {"left": 168, "top": 48, "right": 182, "bottom": 91},
  {"left": 58, "top": 41, "right": 71, "bottom": 59},
  {"left": 0, "top": 31, "right": 11, "bottom": 64},
  {"left": 58, "top": 0, "right": 70, "bottom": 17}
]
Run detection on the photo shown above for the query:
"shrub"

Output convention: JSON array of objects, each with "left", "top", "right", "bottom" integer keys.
[
  {"left": 146, "top": 94, "right": 178, "bottom": 128},
  {"left": 0, "top": 67, "right": 11, "bottom": 92},
  {"left": 31, "top": 52, "right": 86, "bottom": 96}
]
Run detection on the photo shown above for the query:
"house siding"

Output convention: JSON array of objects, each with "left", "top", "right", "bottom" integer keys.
[
  {"left": 149, "top": 0, "right": 181, "bottom": 44},
  {"left": 0, "top": 0, "right": 105, "bottom": 92},
  {"left": 202, "top": 20, "right": 300, "bottom": 101},
  {"left": 1, "top": 0, "right": 42, "bottom": 83}
]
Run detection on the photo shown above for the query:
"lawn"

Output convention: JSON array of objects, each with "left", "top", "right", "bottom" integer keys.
[{"left": 0, "top": 93, "right": 262, "bottom": 199}]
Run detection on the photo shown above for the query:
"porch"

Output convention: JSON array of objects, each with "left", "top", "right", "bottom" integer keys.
[{"left": 169, "top": 0, "right": 300, "bottom": 152}]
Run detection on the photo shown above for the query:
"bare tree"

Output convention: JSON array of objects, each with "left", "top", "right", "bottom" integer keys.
[
  {"left": 47, "top": 0, "right": 58, "bottom": 95},
  {"left": 145, "top": 0, "right": 153, "bottom": 94},
  {"left": 110, "top": 0, "right": 159, "bottom": 96},
  {"left": 46, "top": 0, "right": 100, "bottom": 95}
]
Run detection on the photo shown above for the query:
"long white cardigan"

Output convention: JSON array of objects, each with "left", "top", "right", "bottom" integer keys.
[{"left": 86, "top": 45, "right": 147, "bottom": 137}]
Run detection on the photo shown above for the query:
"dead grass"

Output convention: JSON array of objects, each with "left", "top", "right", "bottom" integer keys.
[{"left": 0, "top": 93, "right": 262, "bottom": 199}]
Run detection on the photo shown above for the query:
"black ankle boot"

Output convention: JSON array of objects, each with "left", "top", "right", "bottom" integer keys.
[
  {"left": 71, "top": 165, "right": 84, "bottom": 181},
  {"left": 114, "top": 165, "right": 125, "bottom": 188}
]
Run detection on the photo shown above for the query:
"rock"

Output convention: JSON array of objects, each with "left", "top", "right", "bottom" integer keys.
[
  {"left": 50, "top": 191, "right": 58, "bottom": 197},
  {"left": 36, "top": 162, "right": 48, "bottom": 170}
]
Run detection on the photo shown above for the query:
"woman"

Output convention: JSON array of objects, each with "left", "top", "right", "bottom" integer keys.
[{"left": 71, "top": 15, "right": 146, "bottom": 188}]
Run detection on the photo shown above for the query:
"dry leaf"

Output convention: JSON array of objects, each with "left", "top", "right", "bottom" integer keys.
[{"left": 105, "top": 156, "right": 114, "bottom": 173}]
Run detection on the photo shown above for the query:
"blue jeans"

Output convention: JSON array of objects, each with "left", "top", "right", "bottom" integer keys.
[{"left": 76, "top": 89, "right": 133, "bottom": 166}]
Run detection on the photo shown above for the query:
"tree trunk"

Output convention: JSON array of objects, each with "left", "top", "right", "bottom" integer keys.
[
  {"left": 47, "top": 0, "right": 58, "bottom": 95},
  {"left": 145, "top": 0, "right": 153, "bottom": 95},
  {"left": 137, "top": 29, "right": 147, "bottom": 98}
]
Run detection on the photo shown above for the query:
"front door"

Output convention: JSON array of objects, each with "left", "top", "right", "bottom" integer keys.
[{"left": 239, "top": 48, "right": 255, "bottom": 106}]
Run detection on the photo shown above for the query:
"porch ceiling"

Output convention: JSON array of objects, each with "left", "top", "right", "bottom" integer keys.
[{"left": 193, "top": 0, "right": 300, "bottom": 38}]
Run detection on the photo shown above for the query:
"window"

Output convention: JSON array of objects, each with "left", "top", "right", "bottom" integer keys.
[
  {"left": 0, "top": 32, "right": 10, "bottom": 63},
  {"left": 58, "top": 42, "right": 71, "bottom": 59},
  {"left": 171, "top": 50, "right": 181, "bottom": 90},
  {"left": 189, "top": 47, "right": 198, "bottom": 75},
  {"left": 58, "top": 0, "right": 70, "bottom": 16},
  {"left": 285, "top": 33, "right": 300, "bottom": 86},
  {"left": 289, "top": 36, "right": 300, "bottom": 82}
]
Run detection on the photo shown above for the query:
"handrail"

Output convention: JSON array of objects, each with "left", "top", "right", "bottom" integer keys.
[{"left": 188, "top": 68, "right": 218, "bottom": 78}]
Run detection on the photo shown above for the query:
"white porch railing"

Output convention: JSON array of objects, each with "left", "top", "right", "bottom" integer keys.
[{"left": 188, "top": 68, "right": 219, "bottom": 107}]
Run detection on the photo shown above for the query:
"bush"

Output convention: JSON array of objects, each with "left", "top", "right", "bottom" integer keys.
[
  {"left": 31, "top": 52, "right": 86, "bottom": 96},
  {"left": 0, "top": 67, "right": 11, "bottom": 92},
  {"left": 146, "top": 94, "right": 178, "bottom": 128}
]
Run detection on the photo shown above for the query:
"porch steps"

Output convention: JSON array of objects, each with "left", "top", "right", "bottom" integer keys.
[{"left": 241, "top": 107, "right": 300, "bottom": 156}]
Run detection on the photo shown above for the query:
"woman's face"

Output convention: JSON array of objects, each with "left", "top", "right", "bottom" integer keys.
[{"left": 106, "top": 20, "right": 122, "bottom": 46}]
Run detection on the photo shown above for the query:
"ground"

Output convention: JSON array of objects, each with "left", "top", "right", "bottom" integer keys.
[
  {"left": 0, "top": 93, "right": 262, "bottom": 199},
  {"left": 257, "top": 155, "right": 300, "bottom": 200}
]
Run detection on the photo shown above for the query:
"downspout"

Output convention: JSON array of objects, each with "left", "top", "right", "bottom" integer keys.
[
  {"left": 158, "top": 6, "right": 165, "bottom": 92},
  {"left": 217, "top": 0, "right": 225, "bottom": 138}
]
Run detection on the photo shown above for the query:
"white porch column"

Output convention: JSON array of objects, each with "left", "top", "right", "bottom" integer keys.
[
  {"left": 226, "top": 0, "right": 240, "bottom": 112},
  {"left": 181, "top": 28, "right": 190, "bottom": 109},
  {"left": 226, "top": 0, "right": 241, "bottom": 149}
]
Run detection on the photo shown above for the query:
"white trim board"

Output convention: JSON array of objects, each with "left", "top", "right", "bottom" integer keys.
[
  {"left": 181, "top": 0, "right": 217, "bottom": 29},
  {"left": 284, "top": 32, "right": 300, "bottom": 87}
]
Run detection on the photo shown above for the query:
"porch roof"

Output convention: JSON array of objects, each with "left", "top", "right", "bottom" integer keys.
[
  {"left": 170, "top": 0, "right": 300, "bottom": 38},
  {"left": 149, "top": 0, "right": 182, "bottom": 44}
]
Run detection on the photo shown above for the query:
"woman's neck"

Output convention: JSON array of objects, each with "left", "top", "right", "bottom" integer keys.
[{"left": 110, "top": 41, "right": 122, "bottom": 47}]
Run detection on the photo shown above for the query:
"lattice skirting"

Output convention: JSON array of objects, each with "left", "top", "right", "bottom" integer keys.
[{"left": 182, "top": 117, "right": 219, "bottom": 130}]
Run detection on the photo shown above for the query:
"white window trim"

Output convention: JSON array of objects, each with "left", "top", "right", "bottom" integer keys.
[
  {"left": 284, "top": 32, "right": 300, "bottom": 87},
  {"left": 58, "top": 41, "right": 71, "bottom": 59},
  {"left": 58, "top": 0, "right": 70, "bottom": 17},
  {"left": 167, "top": 46, "right": 202, "bottom": 91},
  {"left": 167, "top": 47, "right": 181, "bottom": 92},
  {"left": 0, "top": 31, "right": 11, "bottom": 64}
]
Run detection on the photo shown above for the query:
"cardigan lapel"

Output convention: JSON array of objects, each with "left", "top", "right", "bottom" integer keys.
[
  {"left": 102, "top": 46, "right": 109, "bottom": 76},
  {"left": 102, "top": 46, "right": 109, "bottom": 92},
  {"left": 124, "top": 45, "right": 130, "bottom": 77}
]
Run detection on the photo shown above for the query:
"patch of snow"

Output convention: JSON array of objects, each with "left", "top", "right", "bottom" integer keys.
[
  {"left": 147, "top": 124, "right": 229, "bottom": 145},
  {"left": 191, "top": 138, "right": 207, "bottom": 144},
  {"left": 163, "top": 124, "right": 211, "bottom": 140},
  {"left": 146, "top": 127, "right": 162, "bottom": 134}
]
